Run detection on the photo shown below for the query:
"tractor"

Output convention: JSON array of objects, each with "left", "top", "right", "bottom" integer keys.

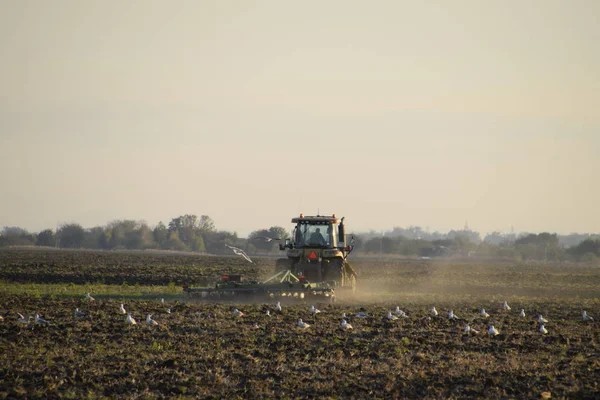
[{"left": 276, "top": 214, "right": 357, "bottom": 292}]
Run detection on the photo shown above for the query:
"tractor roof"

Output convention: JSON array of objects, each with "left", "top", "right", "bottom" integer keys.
[{"left": 291, "top": 215, "right": 341, "bottom": 224}]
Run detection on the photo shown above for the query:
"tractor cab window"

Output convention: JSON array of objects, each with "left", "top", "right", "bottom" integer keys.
[{"left": 295, "top": 222, "right": 335, "bottom": 248}]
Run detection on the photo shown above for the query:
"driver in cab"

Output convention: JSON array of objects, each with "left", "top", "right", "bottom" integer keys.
[{"left": 309, "top": 228, "right": 327, "bottom": 246}]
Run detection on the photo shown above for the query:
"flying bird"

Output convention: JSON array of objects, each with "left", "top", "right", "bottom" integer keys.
[
  {"left": 85, "top": 293, "right": 95, "bottom": 301},
  {"left": 125, "top": 313, "right": 137, "bottom": 325},
  {"left": 538, "top": 324, "right": 548, "bottom": 334},
  {"left": 503, "top": 301, "right": 511, "bottom": 311},
  {"left": 582, "top": 310, "right": 594, "bottom": 321},
  {"left": 146, "top": 314, "right": 158, "bottom": 326},
  {"left": 35, "top": 314, "right": 49, "bottom": 324},
  {"left": 519, "top": 309, "right": 526, "bottom": 317},
  {"left": 430, "top": 306, "right": 438, "bottom": 316},
  {"left": 225, "top": 244, "right": 254, "bottom": 263},
  {"left": 341, "top": 319, "right": 353, "bottom": 329},
  {"left": 74, "top": 308, "right": 86, "bottom": 318},
  {"left": 297, "top": 318, "right": 310, "bottom": 329},
  {"left": 480, "top": 308, "right": 490, "bottom": 318},
  {"left": 119, "top": 304, "right": 127, "bottom": 315},
  {"left": 310, "top": 305, "right": 321, "bottom": 314},
  {"left": 253, "top": 236, "right": 281, "bottom": 243},
  {"left": 538, "top": 314, "right": 548, "bottom": 323},
  {"left": 488, "top": 325, "right": 500, "bottom": 336}
]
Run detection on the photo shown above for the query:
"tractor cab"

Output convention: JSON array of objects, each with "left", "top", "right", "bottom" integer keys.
[{"left": 281, "top": 214, "right": 351, "bottom": 251}]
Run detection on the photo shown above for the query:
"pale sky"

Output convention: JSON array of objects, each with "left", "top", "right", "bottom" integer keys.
[{"left": 1, "top": 0, "right": 599, "bottom": 236}]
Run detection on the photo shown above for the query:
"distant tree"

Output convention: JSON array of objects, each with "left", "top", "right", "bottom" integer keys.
[
  {"left": 165, "top": 231, "right": 187, "bottom": 251},
  {"left": 82, "top": 227, "right": 104, "bottom": 249},
  {"left": 36, "top": 229, "right": 55, "bottom": 247},
  {"left": 153, "top": 222, "right": 169, "bottom": 249},
  {"left": 57, "top": 223, "right": 85, "bottom": 248},
  {"left": 0, "top": 226, "right": 35, "bottom": 247}
]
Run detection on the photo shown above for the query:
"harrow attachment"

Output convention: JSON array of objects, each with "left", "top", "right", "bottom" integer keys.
[{"left": 183, "top": 270, "right": 335, "bottom": 303}]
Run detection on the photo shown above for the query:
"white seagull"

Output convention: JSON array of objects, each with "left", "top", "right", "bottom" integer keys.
[
  {"left": 480, "top": 308, "right": 490, "bottom": 318},
  {"left": 582, "top": 311, "right": 594, "bottom": 321},
  {"left": 253, "top": 236, "right": 281, "bottom": 243},
  {"left": 74, "top": 308, "right": 86, "bottom": 318},
  {"left": 430, "top": 306, "right": 438, "bottom": 316},
  {"left": 265, "top": 310, "right": 271, "bottom": 317},
  {"left": 275, "top": 302, "right": 282, "bottom": 312},
  {"left": 161, "top": 298, "right": 165, "bottom": 304},
  {"left": 35, "top": 314, "right": 49, "bottom": 324},
  {"left": 464, "top": 325, "right": 479, "bottom": 334},
  {"left": 146, "top": 314, "right": 158, "bottom": 325},
  {"left": 538, "top": 324, "right": 548, "bottom": 334},
  {"left": 233, "top": 309, "right": 244, "bottom": 317},
  {"left": 387, "top": 311, "right": 398, "bottom": 321},
  {"left": 342, "top": 312, "right": 347, "bottom": 319},
  {"left": 225, "top": 244, "right": 254, "bottom": 263},
  {"left": 447, "top": 310, "right": 459, "bottom": 320},
  {"left": 119, "top": 304, "right": 127, "bottom": 315},
  {"left": 341, "top": 319, "right": 353, "bottom": 329},
  {"left": 17, "top": 313, "right": 30, "bottom": 324},
  {"left": 310, "top": 305, "right": 321, "bottom": 314},
  {"left": 503, "top": 301, "right": 511, "bottom": 311},
  {"left": 166, "top": 308, "right": 171, "bottom": 314},
  {"left": 125, "top": 313, "right": 137, "bottom": 325},
  {"left": 538, "top": 314, "right": 548, "bottom": 323},
  {"left": 85, "top": 293, "right": 95, "bottom": 301},
  {"left": 394, "top": 307, "right": 407, "bottom": 317},
  {"left": 488, "top": 325, "right": 500, "bottom": 336},
  {"left": 297, "top": 318, "right": 310, "bottom": 329},
  {"left": 355, "top": 311, "right": 369, "bottom": 318},
  {"left": 519, "top": 309, "right": 526, "bottom": 317}
]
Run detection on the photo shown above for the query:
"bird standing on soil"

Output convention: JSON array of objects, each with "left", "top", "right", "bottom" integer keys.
[
  {"left": 265, "top": 310, "right": 271, "bottom": 317},
  {"left": 464, "top": 325, "right": 479, "bottom": 334},
  {"left": 233, "top": 309, "right": 244, "bottom": 317},
  {"left": 0, "top": 315, "right": 3, "bottom": 322},
  {"left": 341, "top": 319, "right": 353, "bottom": 329},
  {"left": 297, "top": 318, "right": 310, "bottom": 329},
  {"left": 119, "top": 304, "right": 127, "bottom": 315},
  {"left": 74, "top": 308, "right": 86, "bottom": 318},
  {"left": 394, "top": 307, "right": 407, "bottom": 317},
  {"left": 387, "top": 311, "right": 398, "bottom": 321},
  {"left": 447, "top": 310, "right": 459, "bottom": 320},
  {"left": 85, "top": 293, "right": 95, "bottom": 301},
  {"left": 166, "top": 308, "right": 171, "bottom": 314},
  {"left": 519, "top": 309, "right": 526, "bottom": 317},
  {"left": 35, "top": 314, "right": 49, "bottom": 324},
  {"left": 275, "top": 302, "right": 282, "bottom": 313},
  {"left": 503, "top": 301, "right": 511, "bottom": 311},
  {"left": 224, "top": 244, "right": 254, "bottom": 264},
  {"left": 582, "top": 311, "right": 594, "bottom": 321},
  {"left": 146, "top": 314, "right": 158, "bottom": 325},
  {"left": 310, "top": 305, "right": 321, "bottom": 314},
  {"left": 126, "top": 313, "right": 137, "bottom": 325},
  {"left": 17, "top": 313, "right": 30, "bottom": 324},
  {"left": 430, "top": 306, "right": 438, "bottom": 316},
  {"left": 488, "top": 325, "right": 500, "bottom": 336},
  {"left": 538, "top": 324, "right": 548, "bottom": 334},
  {"left": 480, "top": 308, "right": 490, "bottom": 318},
  {"left": 538, "top": 314, "right": 548, "bottom": 323}
]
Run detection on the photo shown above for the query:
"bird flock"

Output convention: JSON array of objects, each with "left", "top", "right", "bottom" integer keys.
[{"left": 7, "top": 294, "right": 596, "bottom": 337}]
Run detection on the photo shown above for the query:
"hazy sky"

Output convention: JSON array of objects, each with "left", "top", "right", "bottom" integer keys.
[{"left": 1, "top": 0, "right": 599, "bottom": 236}]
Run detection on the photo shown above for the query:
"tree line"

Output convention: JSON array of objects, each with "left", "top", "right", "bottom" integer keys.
[
  {"left": 0, "top": 214, "right": 288, "bottom": 255},
  {"left": 1, "top": 219, "right": 599, "bottom": 263}
]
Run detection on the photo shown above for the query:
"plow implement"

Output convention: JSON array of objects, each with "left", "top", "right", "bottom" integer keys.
[{"left": 183, "top": 270, "right": 335, "bottom": 303}]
